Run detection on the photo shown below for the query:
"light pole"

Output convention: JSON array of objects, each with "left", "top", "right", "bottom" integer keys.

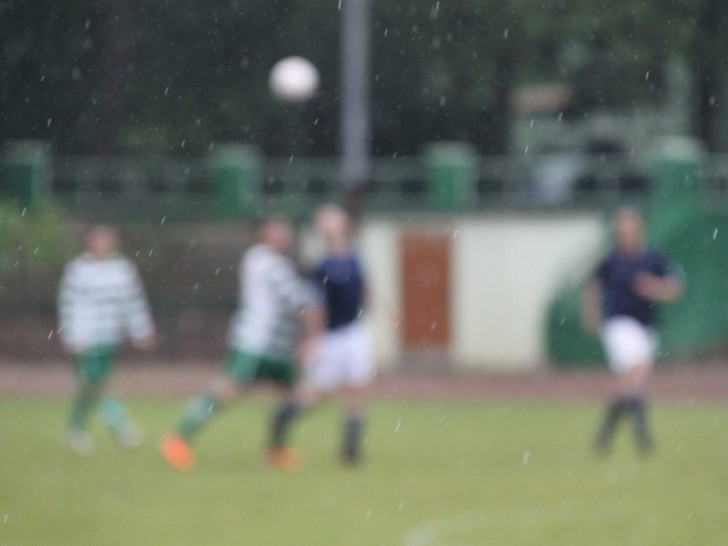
[{"left": 340, "top": 0, "right": 371, "bottom": 202}]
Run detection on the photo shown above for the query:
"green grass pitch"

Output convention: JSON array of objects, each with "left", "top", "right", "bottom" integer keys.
[{"left": 1, "top": 397, "right": 727, "bottom": 545}]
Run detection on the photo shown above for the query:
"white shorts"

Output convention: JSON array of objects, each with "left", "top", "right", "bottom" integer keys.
[
  {"left": 601, "top": 316, "right": 658, "bottom": 375},
  {"left": 306, "top": 321, "right": 374, "bottom": 392}
]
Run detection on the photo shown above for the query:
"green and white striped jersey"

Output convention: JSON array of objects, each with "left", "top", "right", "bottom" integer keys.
[
  {"left": 58, "top": 252, "right": 154, "bottom": 350},
  {"left": 229, "top": 244, "right": 313, "bottom": 360}
]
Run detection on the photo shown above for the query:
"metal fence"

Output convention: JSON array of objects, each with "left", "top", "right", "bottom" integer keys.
[{"left": 48, "top": 152, "right": 658, "bottom": 221}]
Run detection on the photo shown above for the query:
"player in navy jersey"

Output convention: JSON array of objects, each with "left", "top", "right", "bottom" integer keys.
[
  {"left": 269, "top": 204, "right": 374, "bottom": 467},
  {"left": 582, "top": 208, "right": 684, "bottom": 454}
]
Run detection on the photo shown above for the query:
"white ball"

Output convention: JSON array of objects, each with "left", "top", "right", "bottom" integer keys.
[{"left": 269, "top": 56, "right": 320, "bottom": 104}]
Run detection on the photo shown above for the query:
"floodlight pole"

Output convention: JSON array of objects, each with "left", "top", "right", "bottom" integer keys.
[{"left": 340, "top": 0, "right": 371, "bottom": 191}]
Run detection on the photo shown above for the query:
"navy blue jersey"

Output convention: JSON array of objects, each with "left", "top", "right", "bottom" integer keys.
[
  {"left": 596, "top": 249, "right": 671, "bottom": 326},
  {"left": 313, "top": 254, "right": 365, "bottom": 330}
]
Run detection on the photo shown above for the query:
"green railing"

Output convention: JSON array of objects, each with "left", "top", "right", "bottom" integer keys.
[
  {"left": 1, "top": 140, "right": 662, "bottom": 221},
  {"left": 50, "top": 157, "right": 650, "bottom": 221}
]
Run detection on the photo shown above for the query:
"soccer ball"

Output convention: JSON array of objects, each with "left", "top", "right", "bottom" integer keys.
[{"left": 269, "top": 56, "right": 320, "bottom": 104}]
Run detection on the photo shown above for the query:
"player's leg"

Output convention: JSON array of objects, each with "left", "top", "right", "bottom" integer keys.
[
  {"left": 74, "top": 345, "right": 143, "bottom": 448},
  {"left": 261, "top": 356, "right": 311, "bottom": 470},
  {"left": 271, "top": 329, "right": 341, "bottom": 452},
  {"left": 162, "top": 351, "right": 254, "bottom": 471},
  {"left": 269, "top": 383, "right": 322, "bottom": 453},
  {"left": 98, "top": 396, "right": 144, "bottom": 448},
  {"left": 340, "top": 324, "right": 374, "bottom": 464},
  {"left": 595, "top": 319, "right": 633, "bottom": 452},
  {"left": 341, "top": 385, "right": 368, "bottom": 464},
  {"left": 66, "top": 345, "right": 116, "bottom": 454},
  {"left": 620, "top": 362, "right": 653, "bottom": 453},
  {"left": 597, "top": 318, "right": 655, "bottom": 454}
]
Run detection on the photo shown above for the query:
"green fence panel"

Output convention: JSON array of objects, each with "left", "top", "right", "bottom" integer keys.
[
  {"left": 0, "top": 140, "right": 51, "bottom": 209},
  {"left": 423, "top": 141, "right": 477, "bottom": 210},
  {"left": 208, "top": 144, "right": 262, "bottom": 218}
]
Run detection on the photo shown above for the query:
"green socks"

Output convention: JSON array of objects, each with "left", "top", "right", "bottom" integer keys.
[
  {"left": 69, "top": 393, "right": 135, "bottom": 436},
  {"left": 69, "top": 389, "right": 98, "bottom": 432},
  {"left": 176, "top": 394, "right": 224, "bottom": 440},
  {"left": 99, "top": 397, "right": 133, "bottom": 437}
]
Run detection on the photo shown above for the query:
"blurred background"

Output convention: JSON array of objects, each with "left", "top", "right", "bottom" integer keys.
[
  {"left": 4, "top": 3, "right": 728, "bottom": 546},
  {"left": 2, "top": 0, "right": 728, "bottom": 372}
]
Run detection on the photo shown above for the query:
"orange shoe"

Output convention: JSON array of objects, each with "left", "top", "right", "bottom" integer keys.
[
  {"left": 161, "top": 434, "right": 196, "bottom": 472},
  {"left": 267, "top": 447, "right": 302, "bottom": 471}
]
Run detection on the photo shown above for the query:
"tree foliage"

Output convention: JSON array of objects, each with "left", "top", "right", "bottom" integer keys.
[{"left": 0, "top": 0, "right": 725, "bottom": 156}]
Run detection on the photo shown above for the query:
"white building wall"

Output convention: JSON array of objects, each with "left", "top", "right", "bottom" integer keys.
[
  {"left": 451, "top": 215, "right": 603, "bottom": 370},
  {"left": 355, "top": 214, "right": 603, "bottom": 371},
  {"left": 359, "top": 219, "right": 402, "bottom": 370}
]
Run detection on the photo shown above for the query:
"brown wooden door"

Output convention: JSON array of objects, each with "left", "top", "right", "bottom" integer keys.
[{"left": 401, "top": 233, "right": 451, "bottom": 350}]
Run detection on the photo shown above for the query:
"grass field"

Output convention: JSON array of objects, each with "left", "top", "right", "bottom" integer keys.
[{"left": 1, "top": 397, "right": 727, "bottom": 545}]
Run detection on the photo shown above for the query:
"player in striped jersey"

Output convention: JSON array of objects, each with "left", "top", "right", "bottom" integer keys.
[
  {"left": 58, "top": 225, "right": 156, "bottom": 455},
  {"left": 161, "top": 218, "right": 324, "bottom": 472}
]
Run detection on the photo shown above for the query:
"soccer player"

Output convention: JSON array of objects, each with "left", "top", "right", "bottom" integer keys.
[
  {"left": 161, "top": 217, "right": 323, "bottom": 472},
  {"left": 582, "top": 208, "right": 684, "bottom": 454},
  {"left": 269, "top": 204, "right": 375, "bottom": 466},
  {"left": 58, "top": 225, "right": 156, "bottom": 455}
]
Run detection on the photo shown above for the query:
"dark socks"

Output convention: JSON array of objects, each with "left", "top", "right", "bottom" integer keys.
[
  {"left": 342, "top": 412, "right": 364, "bottom": 463},
  {"left": 270, "top": 401, "right": 301, "bottom": 449},
  {"left": 624, "top": 395, "right": 652, "bottom": 453},
  {"left": 595, "top": 397, "right": 626, "bottom": 452},
  {"left": 596, "top": 394, "right": 652, "bottom": 454}
]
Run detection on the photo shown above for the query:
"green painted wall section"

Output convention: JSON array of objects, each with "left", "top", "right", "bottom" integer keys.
[{"left": 547, "top": 138, "right": 728, "bottom": 367}]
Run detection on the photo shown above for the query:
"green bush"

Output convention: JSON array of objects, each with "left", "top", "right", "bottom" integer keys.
[{"left": 0, "top": 201, "right": 73, "bottom": 278}]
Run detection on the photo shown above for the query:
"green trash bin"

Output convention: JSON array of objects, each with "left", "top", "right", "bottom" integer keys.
[
  {"left": 1, "top": 140, "right": 51, "bottom": 209},
  {"left": 423, "top": 142, "right": 477, "bottom": 210},
  {"left": 209, "top": 144, "right": 263, "bottom": 218}
]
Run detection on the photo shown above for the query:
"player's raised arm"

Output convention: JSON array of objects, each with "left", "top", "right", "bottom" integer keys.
[
  {"left": 633, "top": 269, "right": 685, "bottom": 303},
  {"left": 297, "top": 299, "right": 326, "bottom": 366},
  {"left": 123, "top": 261, "right": 156, "bottom": 351}
]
